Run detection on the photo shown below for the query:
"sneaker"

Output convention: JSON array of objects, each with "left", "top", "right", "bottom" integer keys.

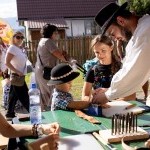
[{"left": 5, "top": 113, "right": 16, "bottom": 121}]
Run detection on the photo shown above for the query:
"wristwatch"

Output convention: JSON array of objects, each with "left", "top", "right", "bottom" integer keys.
[{"left": 37, "top": 124, "right": 44, "bottom": 137}]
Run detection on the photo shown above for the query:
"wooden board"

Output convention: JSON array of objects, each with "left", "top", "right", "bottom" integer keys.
[
  {"left": 102, "top": 101, "right": 150, "bottom": 117},
  {"left": 99, "top": 127, "right": 149, "bottom": 143}
]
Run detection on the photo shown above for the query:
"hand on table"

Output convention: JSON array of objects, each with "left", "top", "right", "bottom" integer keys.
[
  {"left": 92, "top": 90, "right": 108, "bottom": 105},
  {"left": 42, "top": 122, "right": 60, "bottom": 135}
]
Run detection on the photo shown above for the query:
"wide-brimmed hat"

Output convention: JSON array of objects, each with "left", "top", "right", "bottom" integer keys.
[
  {"left": 95, "top": 2, "right": 128, "bottom": 35},
  {"left": 47, "top": 63, "right": 80, "bottom": 85}
]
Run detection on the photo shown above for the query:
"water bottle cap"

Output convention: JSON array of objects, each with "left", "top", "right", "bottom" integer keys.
[{"left": 31, "top": 83, "right": 36, "bottom": 88}]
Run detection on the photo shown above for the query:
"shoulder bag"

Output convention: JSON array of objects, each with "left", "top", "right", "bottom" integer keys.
[{"left": 38, "top": 51, "right": 52, "bottom": 80}]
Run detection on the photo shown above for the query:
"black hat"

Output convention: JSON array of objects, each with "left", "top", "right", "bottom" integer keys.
[
  {"left": 47, "top": 63, "right": 80, "bottom": 85},
  {"left": 95, "top": 2, "right": 128, "bottom": 35}
]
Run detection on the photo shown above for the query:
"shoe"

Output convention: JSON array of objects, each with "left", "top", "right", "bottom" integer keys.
[{"left": 5, "top": 113, "right": 16, "bottom": 121}]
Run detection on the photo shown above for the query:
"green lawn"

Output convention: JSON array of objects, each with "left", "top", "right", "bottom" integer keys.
[
  {"left": 71, "top": 71, "right": 84, "bottom": 99},
  {"left": 0, "top": 71, "right": 84, "bottom": 106}
]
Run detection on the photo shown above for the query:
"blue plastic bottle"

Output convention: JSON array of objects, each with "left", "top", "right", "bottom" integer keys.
[{"left": 29, "top": 83, "right": 42, "bottom": 124}]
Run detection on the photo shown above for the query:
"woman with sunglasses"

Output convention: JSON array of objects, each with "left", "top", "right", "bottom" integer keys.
[{"left": 5, "top": 31, "right": 30, "bottom": 119}]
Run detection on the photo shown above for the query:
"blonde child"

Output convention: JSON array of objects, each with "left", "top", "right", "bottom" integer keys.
[{"left": 48, "top": 63, "right": 91, "bottom": 111}]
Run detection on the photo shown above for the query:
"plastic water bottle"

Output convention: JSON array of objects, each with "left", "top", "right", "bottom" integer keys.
[{"left": 29, "top": 83, "right": 42, "bottom": 124}]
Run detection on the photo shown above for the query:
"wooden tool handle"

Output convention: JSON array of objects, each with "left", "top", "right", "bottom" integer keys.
[{"left": 75, "top": 110, "right": 100, "bottom": 124}]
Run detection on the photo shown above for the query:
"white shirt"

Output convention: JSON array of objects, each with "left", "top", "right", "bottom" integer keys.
[
  {"left": 6, "top": 45, "right": 27, "bottom": 75},
  {"left": 106, "top": 15, "right": 150, "bottom": 100}
]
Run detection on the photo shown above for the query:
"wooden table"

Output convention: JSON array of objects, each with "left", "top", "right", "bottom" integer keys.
[{"left": 14, "top": 101, "right": 150, "bottom": 150}]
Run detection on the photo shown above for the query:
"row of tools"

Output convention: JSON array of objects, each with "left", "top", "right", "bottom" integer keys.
[{"left": 111, "top": 112, "right": 138, "bottom": 135}]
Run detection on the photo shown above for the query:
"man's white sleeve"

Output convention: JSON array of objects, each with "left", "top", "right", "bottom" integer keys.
[{"left": 106, "top": 36, "right": 150, "bottom": 100}]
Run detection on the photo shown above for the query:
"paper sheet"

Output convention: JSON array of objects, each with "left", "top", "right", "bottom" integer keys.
[
  {"left": 58, "top": 134, "right": 104, "bottom": 150},
  {"left": 102, "top": 101, "right": 146, "bottom": 117}
]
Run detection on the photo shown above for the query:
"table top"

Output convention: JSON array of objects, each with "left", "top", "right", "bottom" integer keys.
[{"left": 18, "top": 101, "right": 150, "bottom": 150}]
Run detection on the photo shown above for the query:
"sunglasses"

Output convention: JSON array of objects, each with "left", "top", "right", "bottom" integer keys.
[{"left": 15, "top": 36, "right": 24, "bottom": 40}]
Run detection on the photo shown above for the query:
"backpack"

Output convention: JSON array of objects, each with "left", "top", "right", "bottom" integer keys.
[{"left": 82, "top": 57, "right": 99, "bottom": 77}]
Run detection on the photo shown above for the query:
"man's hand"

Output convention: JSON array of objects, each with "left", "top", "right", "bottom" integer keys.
[{"left": 92, "top": 92, "right": 108, "bottom": 105}]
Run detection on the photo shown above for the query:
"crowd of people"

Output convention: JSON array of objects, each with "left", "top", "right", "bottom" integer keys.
[{"left": 1, "top": 1, "right": 150, "bottom": 149}]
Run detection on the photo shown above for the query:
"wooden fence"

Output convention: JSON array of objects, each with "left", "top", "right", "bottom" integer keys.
[{"left": 26, "top": 36, "right": 95, "bottom": 66}]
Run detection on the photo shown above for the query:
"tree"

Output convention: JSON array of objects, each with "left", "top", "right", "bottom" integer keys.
[{"left": 118, "top": 0, "right": 150, "bottom": 15}]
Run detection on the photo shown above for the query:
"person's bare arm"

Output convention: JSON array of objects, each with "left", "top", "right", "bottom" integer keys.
[
  {"left": 0, "top": 112, "right": 33, "bottom": 138},
  {"left": 82, "top": 82, "right": 93, "bottom": 101},
  {"left": 67, "top": 101, "right": 91, "bottom": 110},
  {"left": 5, "top": 52, "right": 23, "bottom": 76},
  {"left": 52, "top": 50, "right": 67, "bottom": 62},
  {"left": 0, "top": 113, "right": 60, "bottom": 138}
]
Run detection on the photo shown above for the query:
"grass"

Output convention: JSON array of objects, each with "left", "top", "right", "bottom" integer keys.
[
  {"left": 71, "top": 71, "right": 84, "bottom": 99},
  {"left": 0, "top": 71, "right": 84, "bottom": 106}
]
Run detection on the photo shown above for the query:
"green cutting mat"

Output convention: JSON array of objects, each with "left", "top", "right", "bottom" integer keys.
[
  {"left": 21, "top": 110, "right": 102, "bottom": 138},
  {"left": 20, "top": 101, "right": 150, "bottom": 149}
]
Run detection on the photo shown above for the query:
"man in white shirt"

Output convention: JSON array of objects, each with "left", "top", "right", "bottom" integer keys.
[{"left": 92, "top": 2, "right": 150, "bottom": 104}]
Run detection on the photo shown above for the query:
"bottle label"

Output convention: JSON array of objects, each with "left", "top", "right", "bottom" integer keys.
[
  {"left": 30, "top": 95, "right": 40, "bottom": 104},
  {"left": 30, "top": 105, "right": 42, "bottom": 124}
]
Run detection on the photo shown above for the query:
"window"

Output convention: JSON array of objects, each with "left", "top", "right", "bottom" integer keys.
[{"left": 85, "top": 19, "right": 101, "bottom": 35}]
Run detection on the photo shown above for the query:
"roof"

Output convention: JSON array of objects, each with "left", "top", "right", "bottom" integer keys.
[
  {"left": 17, "top": 0, "right": 116, "bottom": 20},
  {"left": 27, "top": 19, "right": 68, "bottom": 29}
]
